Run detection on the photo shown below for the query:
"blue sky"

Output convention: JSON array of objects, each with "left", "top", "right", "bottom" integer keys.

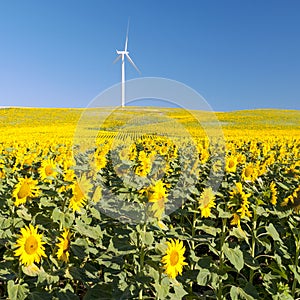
[{"left": 0, "top": 0, "right": 299, "bottom": 111}]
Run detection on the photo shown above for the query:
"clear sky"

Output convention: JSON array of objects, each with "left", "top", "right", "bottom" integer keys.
[{"left": 0, "top": 0, "right": 299, "bottom": 111}]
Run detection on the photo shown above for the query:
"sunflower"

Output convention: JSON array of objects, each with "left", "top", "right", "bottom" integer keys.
[
  {"left": 93, "top": 145, "right": 110, "bottom": 171},
  {"left": 229, "top": 182, "right": 252, "bottom": 226},
  {"left": 242, "top": 163, "right": 258, "bottom": 182},
  {"left": 13, "top": 177, "right": 39, "bottom": 207},
  {"left": 270, "top": 181, "right": 277, "bottom": 205},
  {"left": 135, "top": 150, "right": 153, "bottom": 177},
  {"left": 236, "top": 153, "right": 246, "bottom": 165},
  {"left": 199, "top": 149, "right": 210, "bottom": 164},
  {"left": 14, "top": 224, "right": 46, "bottom": 266},
  {"left": 281, "top": 186, "right": 300, "bottom": 212},
  {"left": 128, "top": 144, "right": 137, "bottom": 161},
  {"left": 161, "top": 239, "right": 187, "bottom": 279},
  {"left": 230, "top": 213, "right": 241, "bottom": 227},
  {"left": 56, "top": 229, "right": 71, "bottom": 263},
  {"left": 39, "top": 158, "right": 57, "bottom": 181},
  {"left": 225, "top": 156, "right": 238, "bottom": 173},
  {"left": 63, "top": 168, "right": 75, "bottom": 182},
  {"left": 148, "top": 180, "right": 168, "bottom": 220},
  {"left": 198, "top": 187, "right": 216, "bottom": 218},
  {"left": 69, "top": 174, "right": 93, "bottom": 212}
]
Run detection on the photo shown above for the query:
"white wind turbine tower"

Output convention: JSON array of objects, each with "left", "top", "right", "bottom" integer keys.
[{"left": 114, "top": 21, "right": 141, "bottom": 107}]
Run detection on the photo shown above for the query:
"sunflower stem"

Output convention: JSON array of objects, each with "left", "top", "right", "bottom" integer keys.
[
  {"left": 291, "top": 234, "right": 300, "bottom": 297},
  {"left": 191, "top": 210, "right": 197, "bottom": 266},
  {"left": 189, "top": 209, "right": 197, "bottom": 293},
  {"left": 138, "top": 223, "right": 146, "bottom": 300},
  {"left": 249, "top": 208, "right": 257, "bottom": 284},
  {"left": 18, "top": 264, "right": 22, "bottom": 282},
  {"left": 61, "top": 195, "right": 68, "bottom": 214},
  {"left": 217, "top": 217, "right": 227, "bottom": 300}
]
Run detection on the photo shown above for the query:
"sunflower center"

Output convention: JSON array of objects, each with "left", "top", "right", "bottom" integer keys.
[
  {"left": 45, "top": 165, "right": 54, "bottom": 176},
  {"left": 63, "top": 239, "right": 70, "bottom": 252},
  {"left": 24, "top": 235, "right": 38, "bottom": 255},
  {"left": 245, "top": 167, "right": 253, "bottom": 177},
  {"left": 202, "top": 195, "right": 210, "bottom": 208},
  {"left": 170, "top": 250, "right": 179, "bottom": 266},
  {"left": 17, "top": 182, "right": 30, "bottom": 199},
  {"left": 74, "top": 183, "right": 84, "bottom": 202},
  {"left": 229, "top": 160, "right": 235, "bottom": 168}
]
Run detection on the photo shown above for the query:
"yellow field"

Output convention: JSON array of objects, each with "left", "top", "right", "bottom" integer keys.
[{"left": 1, "top": 107, "right": 299, "bottom": 141}]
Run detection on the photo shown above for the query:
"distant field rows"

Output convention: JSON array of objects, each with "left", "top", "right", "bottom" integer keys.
[{"left": 1, "top": 107, "right": 300, "bottom": 143}]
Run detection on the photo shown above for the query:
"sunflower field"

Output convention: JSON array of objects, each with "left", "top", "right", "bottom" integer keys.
[{"left": 0, "top": 107, "right": 300, "bottom": 299}]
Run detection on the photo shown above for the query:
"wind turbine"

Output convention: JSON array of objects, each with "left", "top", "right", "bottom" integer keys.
[{"left": 114, "top": 21, "right": 141, "bottom": 107}]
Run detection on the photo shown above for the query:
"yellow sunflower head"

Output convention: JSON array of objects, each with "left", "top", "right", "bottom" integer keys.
[
  {"left": 229, "top": 182, "right": 252, "bottom": 223},
  {"left": 63, "top": 168, "right": 75, "bottom": 182},
  {"left": 270, "top": 181, "right": 277, "bottom": 205},
  {"left": 198, "top": 187, "right": 216, "bottom": 218},
  {"left": 69, "top": 174, "right": 93, "bottom": 212},
  {"left": 281, "top": 186, "right": 300, "bottom": 212},
  {"left": 148, "top": 180, "right": 168, "bottom": 220},
  {"left": 161, "top": 239, "right": 188, "bottom": 279},
  {"left": 225, "top": 156, "right": 238, "bottom": 173},
  {"left": 39, "top": 158, "right": 57, "bottom": 181},
  {"left": 13, "top": 177, "right": 39, "bottom": 207},
  {"left": 14, "top": 224, "right": 46, "bottom": 266},
  {"left": 230, "top": 213, "right": 241, "bottom": 227},
  {"left": 56, "top": 229, "right": 71, "bottom": 263},
  {"left": 242, "top": 163, "right": 258, "bottom": 182}
]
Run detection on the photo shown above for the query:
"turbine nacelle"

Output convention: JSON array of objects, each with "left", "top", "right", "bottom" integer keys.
[{"left": 116, "top": 50, "right": 129, "bottom": 55}]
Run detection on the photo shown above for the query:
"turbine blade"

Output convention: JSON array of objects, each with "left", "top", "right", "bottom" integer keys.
[
  {"left": 113, "top": 55, "right": 121, "bottom": 64},
  {"left": 126, "top": 54, "right": 141, "bottom": 74},
  {"left": 125, "top": 20, "right": 129, "bottom": 51}
]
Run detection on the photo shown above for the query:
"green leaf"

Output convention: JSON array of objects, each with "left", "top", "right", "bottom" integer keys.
[
  {"left": 173, "top": 283, "right": 188, "bottom": 299},
  {"left": 154, "top": 276, "right": 170, "bottom": 299},
  {"left": 230, "top": 227, "right": 248, "bottom": 242},
  {"left": 51, "top": 207, "right": 63, "bottom": 222},
  {"left": 55, "top": 290, "right": 79, "bottom": 300},
  {"left": 40, "top": 197, "right": 56, "bottom": 207},
  {"left": 74, "top": 219, "right": 102, "bottom": 240},
  {"left": 37, "top": 269, "right": 60, "bottom": 285},
  {"left": 71, "top": 243, "right": 86, "bottom": 259},
  {"left": 197, "top": 267, "right": 211, "bottom": 286},
  {"left": 289, "top": 264, "right": 300, "bottom": 283},
  {"left": 16, "top": 207, "right": 32, "bottom": 221},
  {"left": 230, "top": 285, "right": 255, "bottom": 300},
  {"left": 230, "top": 286, "right": 240, "bottom": 300},
  {"left": 223, "top": 243, "right": 244, "bottom": 272},
  {"left": 22, "top": 264, "right": 42, "bottom": 277},
  {"left": 83, "top": 284, "right": 112, "bottom": 300},
  {"left": 255, "top": 206, "right": 269, "bottom": 217},
  {"left": 108, "top": 235, "right": 136, "bottom": 254},
  {"left": 142, "top": 231, "right": 154, "bottom": 246},
  {"left": 89, "top": 207, "right": 101, "bottom": 220},
  {"left": 243, "top": 252, "right": 259, "bottom": 270},
  {"left": 217, "top": 205, "right": 232, "bottom": 218},
  {"left": 147, "top": 265, "right": 160, "bottom": 281},
  {"left": 266, "top": 223, "right": 281, "bottom": 242},
  {"left": 7, "top": 280, "right": 30, "bottom": 300},
  {"left": 197, "top": 224, "right": 221, "bottom": 236},
  {"left": 0, "top": 216, "right": 13, "bottom": 230},
  {"left": 28, "top": 291, "right": 52, "bottom": 300},
  {"left": 276, "top": 182, "right": 289, "bottom": 191}
]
